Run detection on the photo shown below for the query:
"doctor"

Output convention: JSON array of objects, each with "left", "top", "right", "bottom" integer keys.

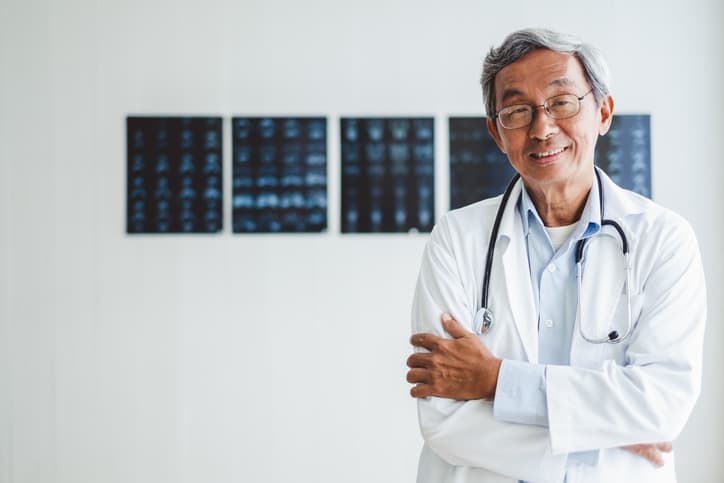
[{"left": 406, "top": 29, "right": 706, "bottom": 483}]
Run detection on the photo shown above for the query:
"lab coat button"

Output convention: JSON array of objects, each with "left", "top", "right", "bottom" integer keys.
[
  {"left": 547, "top": 264, "right": 556, "bottom": 273},
  {"left": 544, "top": 319, "right": 554, "bottom": 328}
]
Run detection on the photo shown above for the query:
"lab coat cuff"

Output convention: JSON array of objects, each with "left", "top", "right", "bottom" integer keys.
[{"left": 493, "top": 359, "right": 548, "bottom": 427}]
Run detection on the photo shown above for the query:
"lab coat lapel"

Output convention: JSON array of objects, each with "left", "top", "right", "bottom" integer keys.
[{"left": 496, "top": 181, "right": 539, "bottom": 363}]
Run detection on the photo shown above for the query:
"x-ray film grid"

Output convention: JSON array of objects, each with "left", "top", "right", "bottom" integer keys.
[
  {"left": 340, "top": 118, "right": 434, "bottom": 233},
  {"left": 595, "top": 115, "right": 651, "bottom": 198},
  {"left": 449, "top": 117, "right": 515, "bottom": 210},
  {"left": 449, "top": 114, "right": 652, "bottom": 210},
  {"left": 232, "top": 117, "right": 327, "bottom": 233},
  {"left": 127, "top": 116, "right": 223, "bottom": 234}
]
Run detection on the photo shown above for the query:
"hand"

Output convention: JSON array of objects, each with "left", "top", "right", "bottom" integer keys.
[
  {"left": 407, "top": 313, "right": 502, "bottom": 400},
  {"left": 622, "top": 442, "right": 673, "bottom": 468}
]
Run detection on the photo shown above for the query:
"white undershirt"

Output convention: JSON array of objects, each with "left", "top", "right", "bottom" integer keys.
[{"left": 544, "top": 223, "right": 578, "bottom": 251}]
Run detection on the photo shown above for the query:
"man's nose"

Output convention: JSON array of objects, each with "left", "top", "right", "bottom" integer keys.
[{"left": 528, "top": 106, "right": 559, "bottom": 140}]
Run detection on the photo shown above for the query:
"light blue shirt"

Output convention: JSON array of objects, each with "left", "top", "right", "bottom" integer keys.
[{"left": 493, "top": 177, "right": 601, "bottom": 470}]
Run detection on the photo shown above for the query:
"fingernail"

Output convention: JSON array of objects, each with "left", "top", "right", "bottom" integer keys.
[{"left": 442, "top": 313, "right": 452, "bottom": 322}]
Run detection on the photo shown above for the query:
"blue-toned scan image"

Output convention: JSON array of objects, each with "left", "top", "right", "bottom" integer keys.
[
  {"left": 232, "top": 117, "right": 327, "bottom": 233},
  {"left": 595, "top": 115, "right": 651, "bottom": 198},
  {"left": 341, "top": 117, "right": 434, "bottom": 233},
  {"left": 448, "top": 115, "right": 652, "bottom": 210},
  {"left": 449, "top": 117, "right": 515, "bottom": 210},
  {"left": 126, "top": 116, "right": 223, "bottom": 234}
]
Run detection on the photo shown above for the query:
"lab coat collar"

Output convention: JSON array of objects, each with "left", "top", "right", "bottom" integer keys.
[{"left": 595, "top": 167, "right": 648, "bottom": 222}]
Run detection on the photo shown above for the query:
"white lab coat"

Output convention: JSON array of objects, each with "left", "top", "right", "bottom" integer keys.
[{"left": 412, "top": 172, "right": 706, "bottom": 483}]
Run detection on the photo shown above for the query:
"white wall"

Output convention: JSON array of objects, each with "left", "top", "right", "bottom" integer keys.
[{"left": 1, "top": 0, "right": 723, "bottom": 482}]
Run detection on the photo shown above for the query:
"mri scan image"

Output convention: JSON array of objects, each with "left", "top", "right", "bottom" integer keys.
[
  {"left": 126, "top": 116, "right": 223, "bottom": 234},
  {"left": 449, "top": 117, "right": 515, "bottom": 210},
  {"left": 341, "top": 117, "right": 434, "bottom": 233},
  {"left": 595, "top": 115, "right": 651, "bottom": 198},
  {"left": 232, "top": 117, "right": 327, "bottom": 233}
]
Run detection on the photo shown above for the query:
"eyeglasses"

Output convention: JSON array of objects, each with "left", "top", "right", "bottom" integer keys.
[{"left": 494, "top": 90, "right": 593, "bottom": 130}]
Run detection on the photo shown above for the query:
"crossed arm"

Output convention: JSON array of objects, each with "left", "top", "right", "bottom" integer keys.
[
  {"left": 407, "top": 313, "right": 672, "bottom": 468},
  {"left": 405, "top": 213, "right": 705, "bottom": 478}
]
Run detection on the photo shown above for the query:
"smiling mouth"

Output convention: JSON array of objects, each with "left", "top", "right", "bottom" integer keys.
[{"left": 530, "top": 146, "right": 568, "bottom": 160}]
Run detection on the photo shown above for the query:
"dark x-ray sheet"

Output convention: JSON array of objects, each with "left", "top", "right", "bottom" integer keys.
[
  {"left": 127, "top": 116, "right": 223, "bottom": 234},
  {"left": 448, "top": 117, "right": 515, "bottom": 210},
  {"left": 232, "top": 117, "right": 327, "bottom": 233},
  {"left": 449, "top": 114, "right": 652, "bottom": 210},
  {"left": 595, "top": 115, "right": 651, "bottom": 198},
  {"left": 341, "top": 117, "right": 434, "bottom": 233}
]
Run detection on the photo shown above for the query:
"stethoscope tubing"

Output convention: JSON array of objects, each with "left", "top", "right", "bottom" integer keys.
[
  {"left": 481, "top": 172, "right": 521, "bottom": 309},
  {"left": 478, "top": 167, "right": 633, "bottom": 344}
]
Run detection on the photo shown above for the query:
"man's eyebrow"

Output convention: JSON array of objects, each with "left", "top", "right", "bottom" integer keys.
[
  {"left": 548, "top": 77, "right": 574, "bottom": 88},
  {"left": 500, "top": 88, "right": 525, "bottom": 104}
]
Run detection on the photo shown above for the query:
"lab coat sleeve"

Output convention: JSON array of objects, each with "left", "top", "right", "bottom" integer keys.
[
  {"left": 546, "top": 214, "right": 706, "bottom": 454},
  {"left": 494, "top": 361, "right": 602, "bottom": 466},
  {"left": 412, "top": 214, "right": 567, "bottom": 482}
]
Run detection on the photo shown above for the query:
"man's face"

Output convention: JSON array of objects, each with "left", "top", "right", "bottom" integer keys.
[{"left": 486, "top": 49, "right": 614, "bottom": 195}]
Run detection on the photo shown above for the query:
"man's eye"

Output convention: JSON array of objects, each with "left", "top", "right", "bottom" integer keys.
[
  {"left": 551, "top": 99, "right": 573, "bottom": 107},
  {"left": 550, "top": 97, "right": 576, "bottom": 111},
  {"left": 504, "top": 106, "right": 529, "bottom": 118}
]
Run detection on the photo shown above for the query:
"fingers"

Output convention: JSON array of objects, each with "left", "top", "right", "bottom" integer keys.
[
  {"left": 406, "top": 357, "right": 433, "bottom": 398},
  {"left": 406, "top": 352, "right": 432, "bottom": 369},
  {"left": 410, "top": 333, "right": 441, "bottom": 351},
  {"left": 441, "top": 313, "right": 470, "bottom": 339},
  {"left": 641, "top": 446, "right": 664, "bottom": 467},
  {"left": 406, "top": 368, "right": 430, "bottom": 384},
  {"left": 410, "top": 383, "right": 433, "bottom": 398},
  {"left": 657, "top": 442, "right": 673, "bottom": 453},
  {"left": 410, "top": 313, "right": 471, "bottom": 349},
  {"left": 622, "top": 443, "right": 665, "bottom": 468}
]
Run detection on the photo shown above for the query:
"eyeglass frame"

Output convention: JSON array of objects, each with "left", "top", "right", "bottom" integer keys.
[{"left": 493, "top": 89, "right": 594, "bottom": 130}]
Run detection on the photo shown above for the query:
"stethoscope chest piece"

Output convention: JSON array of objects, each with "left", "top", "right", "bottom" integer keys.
[{"left": 473, "top": 307, "right": 494, "bottom": 335}]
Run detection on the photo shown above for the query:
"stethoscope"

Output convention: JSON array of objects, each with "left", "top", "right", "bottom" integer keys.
[{"left": 473, "top": 168, "right": 634, "bottom": 344}]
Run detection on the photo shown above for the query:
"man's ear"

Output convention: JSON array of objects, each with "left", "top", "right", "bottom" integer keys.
[
  {"left": 598, "top": 95, "right": 615, "bottom": 136},
  {"left": 486, "top": 117, "right": 507, "bottom": 153}
]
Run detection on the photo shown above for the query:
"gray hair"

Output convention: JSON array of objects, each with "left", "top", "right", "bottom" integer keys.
[{"left": 481, "top": 28, "right": 612, "bottom": 118}]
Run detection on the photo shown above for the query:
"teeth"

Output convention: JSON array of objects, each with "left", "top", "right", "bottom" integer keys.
[{"left": 532, "top": 147, "right": 565, "bottom": 158}]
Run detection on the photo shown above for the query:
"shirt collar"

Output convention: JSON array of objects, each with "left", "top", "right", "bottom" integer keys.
[{"left": 516, "top": 173, "right": 602, "bottom": 240}]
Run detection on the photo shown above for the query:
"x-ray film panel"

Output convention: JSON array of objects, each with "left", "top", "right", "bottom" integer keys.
[
  {"left": 449, "top": 117, "right": 515, "bottom": 210},
  {"left": 595, "top": 114, "right": 651, "bottom": 198},
  {"left": 126, "top": 116, "right": 223, "bottom": 234},
  {"left": 341, "top": 117, "right": 434, "bottom": 233},
  {"left": 232, "top": 117, "right": 327, "bottom": 233}
]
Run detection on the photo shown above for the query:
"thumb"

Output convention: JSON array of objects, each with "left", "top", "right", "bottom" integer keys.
[
  {"left": 441, "top": 313, "right": 468, "bottom": 338},
  {"left": 656, "top": 442, "right": 673, "bottom": 453}
]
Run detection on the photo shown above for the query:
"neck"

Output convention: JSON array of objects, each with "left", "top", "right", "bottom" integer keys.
[{"left": 524, "top": 177, "right": 593, "bottom": 227}]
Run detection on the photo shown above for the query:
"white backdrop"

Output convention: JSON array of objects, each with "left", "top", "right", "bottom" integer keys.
[{"left": 1, "top": 0, "right": 723, "bottom": 481}]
